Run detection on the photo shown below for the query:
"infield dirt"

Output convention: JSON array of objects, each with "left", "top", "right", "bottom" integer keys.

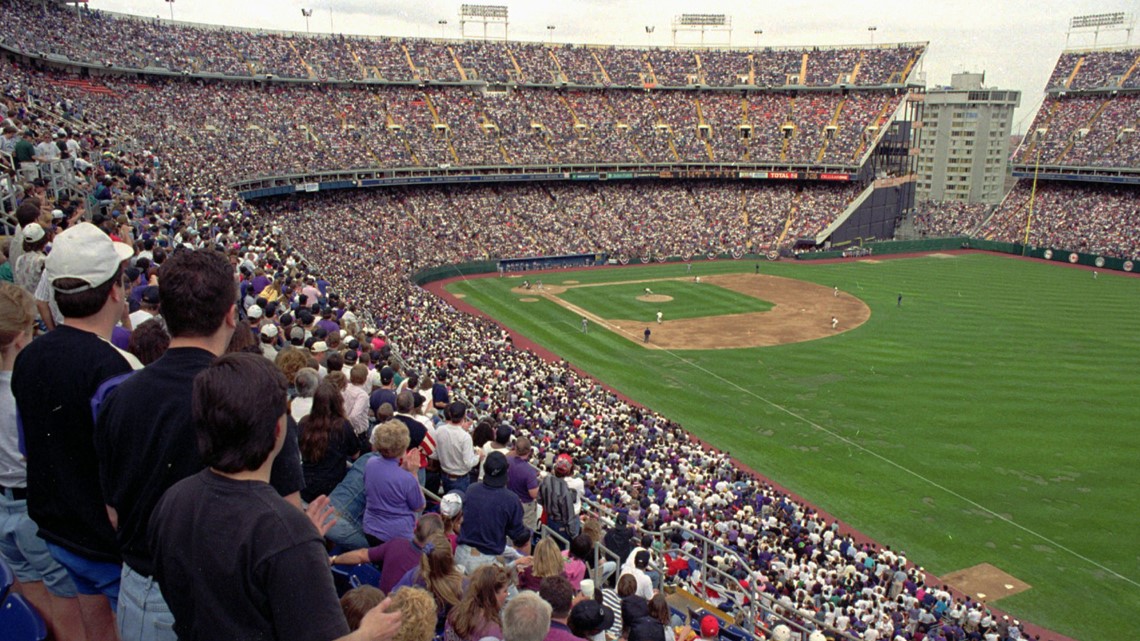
[{"left": 512, "top": 273, "right": 870, "bottom": 349}]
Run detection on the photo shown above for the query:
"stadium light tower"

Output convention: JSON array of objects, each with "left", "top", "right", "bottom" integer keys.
[
  {"left": 547, "top": 25, "right": 556, "bottom": 43},
  {"left": 439, "top": 19, "right": 448, "bottom": 39},
  {"left": 868, "top": 26, "right": 878, "bottom": 45},
  {"left": 302, "top": 9, "right": 313, "bottom": 33},
  {"left": 671, "top": 14, "right": 731, "bottom": 47},
  {"left": 459, "top": 5, "right": 509, "bottom": 41},
  {"left": 753, "top": 28, "right": 763, "bottom": 47},
  {"left": 646, "top": 25, "right": 655, "bottom": 47},
  {"left": 1066, "top": 12, "right": 1132, "bottom": 46},
  {"left": 164, "top": 0, "right": 174, "bottom": 21}
]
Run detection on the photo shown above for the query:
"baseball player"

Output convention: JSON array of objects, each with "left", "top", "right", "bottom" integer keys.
[
  {"left": 656, "top": 311, "right": 662, "bottom": 324},
  {"left": 831, "top": 316, "right": 838, "bottom": 330}
]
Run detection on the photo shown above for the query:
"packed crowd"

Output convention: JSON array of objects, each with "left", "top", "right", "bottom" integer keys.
[
  {"left": 982, "top": 181, "right": 1140, "bottom": 258},
  {"left": 910, "top": 201, "right": 992, "bottom": 238},
  {"left": 0, "top": 59, "right": 903, "bottom": 186},
  {"left": 1046, "top": 48, "right": 1140, "bottom": 90},
  {"left": 1016, "top": 48, "right": 1140, "bottom": 169},
  {"left": 0, "top": 29, "right": 1055, "bottom": 641},
  {"left": 1011, "top": 93, "right": 1140, "bottom": 168},
  {"left": 3, "top": 0, "right": 923, "bottom": 88}
]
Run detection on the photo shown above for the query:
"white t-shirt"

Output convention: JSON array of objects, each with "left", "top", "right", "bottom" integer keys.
[
  {"left": 0, "top": 372, "right": 26, "bottom": 487},
  {"left": 129, "top": 309, "right": 155, "bottom": 329}
]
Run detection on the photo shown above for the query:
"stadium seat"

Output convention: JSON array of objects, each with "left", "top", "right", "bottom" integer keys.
[
  {"left": 0, "top": 593, "right": 48, "bottom": 641},
  {"left": 721, "top": 624, "right": 754, "bottom": 641},
  {"left": 330, "top": 563, "right": 381, "bottom": 596},
  {"left": 0, "top": 557, "right": 14, "bottom": 602}
]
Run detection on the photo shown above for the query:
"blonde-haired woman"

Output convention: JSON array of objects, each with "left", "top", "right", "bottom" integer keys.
[
  {"left": 518, "top": 536, "right": 566, "bottom": 591},
  {"left": 0, "top": 283, "right": 84, "bottom": 639}
]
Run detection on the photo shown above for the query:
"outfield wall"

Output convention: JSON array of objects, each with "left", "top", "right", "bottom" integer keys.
[{"left": 798, "top": 237, "right": 1138, "bottom": 273}]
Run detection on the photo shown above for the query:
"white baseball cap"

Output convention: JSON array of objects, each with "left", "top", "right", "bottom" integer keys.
[
  {"left": 46, "top": 222, "right": 133, "bottom": 294},
  {"left": 23, "top": 223, "right": 46, "bottom": 244},
  {"left": 440, "top": 492, "right": 463, "bottom": 518},
  {"left": 260, "top": 324, "right": 279, "bottom": 338},
  {"left": 247, "top": 305, "right": 264, "bottom": 319}
]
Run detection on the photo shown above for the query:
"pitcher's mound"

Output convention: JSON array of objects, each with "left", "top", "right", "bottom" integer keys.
[
  {"left": 638, "top": 294, "right": 673, "bottom": 303},
  {"left": 942, "top": 563, "right": 1031, "bottom": 602}
]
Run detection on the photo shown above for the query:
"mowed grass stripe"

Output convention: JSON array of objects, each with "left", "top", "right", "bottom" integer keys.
[{"left": 448, "top": 255, "right": 1140, "bottom": 640}]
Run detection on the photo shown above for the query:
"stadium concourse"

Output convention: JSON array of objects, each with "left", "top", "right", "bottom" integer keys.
[{"left": 0, "top": 3, "right": 1117, "bottom": 641}]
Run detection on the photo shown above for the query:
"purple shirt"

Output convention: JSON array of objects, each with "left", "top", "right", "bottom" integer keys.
[
  {"left": 316, "top": 318, "right": 340, "bottom": 336},
  {"left": 362, "top": 456, "right": 425, "bottom": 543},
  {"left": 251, "top": 274, "right": 270, "bottom": 296},
  {"left": 507, "top": 456, "right": 538, "bottom": 504},
  {"left": 367, "top": 538, "right": 423, "bottom": 594},
  {"left": 111, "top": 325, "right": 132, "bottom": 351}
]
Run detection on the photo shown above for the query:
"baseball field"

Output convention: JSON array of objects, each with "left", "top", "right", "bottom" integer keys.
[{"left": 441, "top": 252, "right": 1140, "bottom": 641}]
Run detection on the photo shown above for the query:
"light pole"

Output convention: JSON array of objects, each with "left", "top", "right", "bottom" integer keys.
[
  {"left": 753, "top": 28, "right": 763, "bottom": 47},
  {"left": 302, "top": 8, "right": 312, "bottom": 33},
  {"left": 164, "top": 0, "right": 174, "bottom": 21},
  {"left": 868, "top": 26, "right": 877, "bottom": 45},
  {"left": 438, "top": 19, "right": 448, "bottom": 39},
  {"left": 547, "top": 25, "right": 555, "bottom": 43},
  {"left": 645, "top": 25, "right": 655, "bottom": 47}
]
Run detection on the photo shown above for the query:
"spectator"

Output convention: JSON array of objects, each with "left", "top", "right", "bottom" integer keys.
[
  {"left": 126, "top": 316, "right": 171, "bottom": 366},
  {"left": 95, "top": 248, "right": 308, "bottom": 641},
  {"left": 434, "top": 401, "right": 480, "bottom": 494},
  {"left": 299, "top": 380, "right": 361, "bottom": 504},
  {"left": 0, "top": 282, "right": 84, "bottom": 640},
  {"left": 392, "top": 533, "right": 463, "bottom": 636},
  {"left": 538, "top": 575, "right": 583, "bottom": 641},
  {"left": 384, "top": 587, "right": 439, "bottom": 641},
  {"left": 148, "top": 353, "right": 400, "bottom": 641},
  {"left": 12, "top": 222, "right": 139, "bottom": 641},
  {"left": 567, "top": 600, "right": 614, "bottom": 641},
  {"left": 502, "top": 591, "right": 552, "bottom": 641},
  {"left": 341, "top": 586, "right": 386, "bottom": 632},
  {"left": 12, "top": 222, "right": 49, "bottom": 295},
  {"left": 362, "top": 419, "right": 425, "bottom": 546},
  {"left": 519, "top": 537, "right": 566, "bottom": 591},
  {"left": 332, "top": 513, "right": 444, "bottom": 594},
  {"left": 454, "top": 451, "right": 531, "bottom": 574},
  {"left": 292, "top": 367, "right": 321, "bottom": 422},
  {"left": 445, "top": 564, "right": 511, "bottom": 641},
  {"left": 648, "top": 595, "right": 677, "bottom": 641},
  {"left": 620, "top": 592, "right": 665, "bottom": 641},
  {"left": 507, "top": 435, "right": 540, "bottom": 531},
  {"left": 539, "top": 453, "right": 581, "bottom": 544}
]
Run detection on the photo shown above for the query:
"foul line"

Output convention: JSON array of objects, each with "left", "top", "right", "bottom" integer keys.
[{"left": 648, "top": 345, "right": 1140, "bottom": 590}]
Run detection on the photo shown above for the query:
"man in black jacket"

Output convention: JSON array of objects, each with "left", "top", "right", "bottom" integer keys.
[{"left": 603, "top": 513, "right": 635, "bottom": 580}]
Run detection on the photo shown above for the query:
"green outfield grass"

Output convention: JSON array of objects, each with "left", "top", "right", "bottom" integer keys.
[
  {"left": 446, "top": 254, "right": 1140, "bottom": 641},
  {"left": 555, "top": 279, "right": 773, "bottom": 321}
]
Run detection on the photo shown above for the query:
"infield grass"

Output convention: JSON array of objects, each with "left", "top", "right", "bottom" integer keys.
[
  {"left": 555, "top": 279, "right": 773, "bottom": 321},
  {"left": 446, "top": 254, "right": 1140, "bottom": 641}
]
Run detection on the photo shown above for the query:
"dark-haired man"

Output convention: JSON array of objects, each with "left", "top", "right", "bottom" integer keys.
[
  {"left": 454, "top": 451, "right": 530, "bottom": 574},
  {"left": 94, "top": 249, "right": 305, "bottom": 641},
  {"left": 433, "top": 401, "right": 479, "bottom": 495},
  {"left": 13, "top": 222, "right": 139, "bottom": 641},
  {"left": 539, "top": 576, "right": 585, "bottom": 641},
  {"left": 149, "top": 354, "right": 400, "bottom": 641}
]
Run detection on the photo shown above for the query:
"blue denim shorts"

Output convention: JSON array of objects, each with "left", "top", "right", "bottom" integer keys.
[{"left": 0, "top": 491, "right": 78, "bottom": 598}]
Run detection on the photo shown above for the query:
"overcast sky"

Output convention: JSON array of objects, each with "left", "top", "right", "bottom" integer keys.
[{"left": 86, "top": 0, "right": 1140, "bottom": 131}]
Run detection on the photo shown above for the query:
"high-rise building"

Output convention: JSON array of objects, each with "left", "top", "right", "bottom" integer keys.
[{"left": 915, "top": 72, "right": 1020, "bottom": 203}]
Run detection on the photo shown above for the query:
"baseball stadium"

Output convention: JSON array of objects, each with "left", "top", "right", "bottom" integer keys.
[{"left": 0, "top": 1, "right": 1137, "bottom": 641}]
